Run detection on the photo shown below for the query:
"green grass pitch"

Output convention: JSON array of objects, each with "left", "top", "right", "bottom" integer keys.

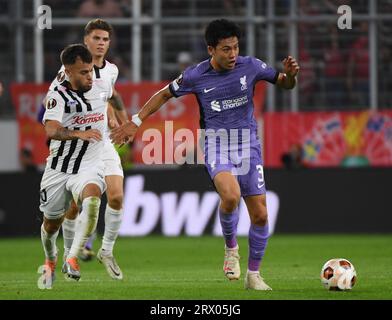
[{"left": 0, "top": 235, "right": 391, "bottom": 300}]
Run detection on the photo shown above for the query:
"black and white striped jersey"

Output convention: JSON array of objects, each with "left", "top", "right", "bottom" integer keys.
[
  {"left": 48, "top": 60, "right": 119, "bottom": 141},
  {"left": 43, "top": 80, "right": 111, "bottom": 174}
]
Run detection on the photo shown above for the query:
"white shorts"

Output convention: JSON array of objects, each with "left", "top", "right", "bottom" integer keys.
[
  {"left": 39, "top": 165, "right": 106, "bottom": 220},
  {"left": 102, "top": 142, "right": 123, "bottom": 177}
]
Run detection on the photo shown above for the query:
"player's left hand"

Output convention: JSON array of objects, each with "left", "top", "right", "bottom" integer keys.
[
  {"left": 282, "top": 56, "right": 300, "bottom": 77},
  {"left": 110, "top": 122, "right": 138, "bottom": 145}
]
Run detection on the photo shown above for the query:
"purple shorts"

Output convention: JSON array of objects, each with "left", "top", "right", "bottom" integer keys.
[{"left": 204, "top": 131, "right": 266, "bottom": 196}]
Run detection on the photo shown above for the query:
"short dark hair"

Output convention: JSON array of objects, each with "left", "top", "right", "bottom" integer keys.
[
  {"left": 205, "top": 19, "right": 242, "bottom": 47},
  {"left": 84, "top": 18, "right": 113, "bottom": 37},
  {"left": 60, "top": 44, "right": 92, "bottom": 66}
]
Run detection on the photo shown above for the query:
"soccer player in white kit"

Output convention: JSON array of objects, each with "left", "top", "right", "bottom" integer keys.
[
  {"left": 48, "top": 19, "right": 127, "bottom": 280},
  {"left": 39, "top": 44, "right": 110, "bottom": 287}
]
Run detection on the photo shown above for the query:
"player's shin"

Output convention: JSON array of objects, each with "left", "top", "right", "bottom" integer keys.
[
  {"left": 219, "top": 207, "right": 239, "bottom": 249},
  {"left": 62, "top": 218, "right": 76, "bottom": 258},
  {"left": 248, "top": 222, "right": 269, "bottom": 272},
  {"left": 68, "top": 196, "right": 100, "bottom": 259},
  {"left": 41, "top": 224, "right": 59, "bottom": 261},
  {"left": 101, "top": 205, "right": 123, "bottom": 254}
]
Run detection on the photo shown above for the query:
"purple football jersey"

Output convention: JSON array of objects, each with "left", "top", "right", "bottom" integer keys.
[
  {"left": 169, "top": 56, "right": 278, "bottom": 194},
  {"left": 169, "top": 55, "right": 278, "bottom": 131}
]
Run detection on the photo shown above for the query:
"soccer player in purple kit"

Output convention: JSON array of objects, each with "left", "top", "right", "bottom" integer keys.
[{"left": 110, "top": 19, "right": 299, "bottom": 290}]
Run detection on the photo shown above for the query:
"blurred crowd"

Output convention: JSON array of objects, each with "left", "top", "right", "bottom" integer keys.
[{"left": 0, "top": 0, "right": 391, "bottom": 119}]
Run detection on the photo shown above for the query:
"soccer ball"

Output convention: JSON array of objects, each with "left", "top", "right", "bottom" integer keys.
[{"left": 320, "top": 258, "right": 357, "bottom": 291}]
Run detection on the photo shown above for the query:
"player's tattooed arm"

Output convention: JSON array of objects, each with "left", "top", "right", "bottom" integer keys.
[
  {"left": 52, "top": 127, "right": 78, "bottom": 140},
  {"left": 109, "top": 89, "right": 129, "bottom": 124},
  {"left": 109, "top": 89, "right": 125, "bottom": 111},
  {"left": 45, "top": 120, "right": 102, "bottom": 142}
]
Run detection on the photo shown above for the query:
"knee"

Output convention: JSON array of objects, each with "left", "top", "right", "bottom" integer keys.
[
  {"left": 251, "top": 205, "right": 268, "bottom": 226},
  {"left": 253, "top": 213, "right": 268, "bottom": 226},
  {"left": 220, "top": 191, "right": 241, "bottom": 213},
  {"left": 43, "top": 219, "right": 61, "bottom": 234},
  {"left": 65, "top": 202, "right": 79, "bottom": 220},
  {"left": 108, "top": 193, "right": 123, "bottom": 210}
]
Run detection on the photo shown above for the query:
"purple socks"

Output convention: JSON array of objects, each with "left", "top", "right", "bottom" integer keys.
[
  {"left": 219, "top": 207, "right": 239, "bottom": 249},
  {"left": 219, "top": 206, "right": 269, "bottom": 272},
  {"left": 248, "top": 223, "right": 269, "bottom": 272}
]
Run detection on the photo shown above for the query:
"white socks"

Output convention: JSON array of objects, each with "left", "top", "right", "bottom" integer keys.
[
  {"left": 101, "top": 205, "right": 123, "bottom": 254},
  {"left": 61, "top": 201, "right": 122, "bottom": 258},
  {"left": 67, "top": 196, "right": 100, "bottom": 259},
  {"left": 41, "top": 224, "right": 59, "bottom": 261},
  {"left": 62, "top": 218, "right": 76, "bottom": 258}
]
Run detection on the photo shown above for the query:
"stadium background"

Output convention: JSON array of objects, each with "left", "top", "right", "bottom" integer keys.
[{"left": 0, "top": 0, "right": 391, "bottom": 300}]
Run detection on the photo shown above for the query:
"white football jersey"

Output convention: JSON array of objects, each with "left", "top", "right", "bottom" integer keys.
[
  {"left": 49, "top": 60, "right": 118, "bottom": 92},
  {"left": 43, "top": 80, "right": 111, "bottom": 174},
  {"left": 48, "top": 60, "right": 119, "bottom": 141}
]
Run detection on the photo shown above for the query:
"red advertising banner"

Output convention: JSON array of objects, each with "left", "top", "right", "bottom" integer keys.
[
  {"left": 264, "top": 111, "right": 392, "bottom": 167},
  {"left": 10, "top": 83, "right": 50, "bottom": 165},
  {"left": 10, "top": 82, "right": 267, "bottom": 166},
  {"left": 115, "top": 82, "right": 200, "bottom": 164}
]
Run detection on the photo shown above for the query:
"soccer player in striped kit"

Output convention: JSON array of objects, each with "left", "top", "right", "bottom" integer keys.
[
  {"left": 39, "top": 44, "right": 111, "bottom": 287},
  {"left": 48, "top": 19, "right": 127, "bottom": 280},
  {"left": 110, "top": 19, "right": 299, "bottom": 290}
]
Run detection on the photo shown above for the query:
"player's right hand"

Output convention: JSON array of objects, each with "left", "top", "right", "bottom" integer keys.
[{"left": 77, "top": 129, "right": 102, "bottom": 142}]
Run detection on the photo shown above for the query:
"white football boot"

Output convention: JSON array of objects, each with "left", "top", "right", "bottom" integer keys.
[
  {"left": 244, "top": 271, "right": 272, "bottom": 290},
  {"left": 97, "top": 248, "right": 123, "bottom": 280},
  {"left": 223, "top": 245, "right": 241, "bottom": 280}
]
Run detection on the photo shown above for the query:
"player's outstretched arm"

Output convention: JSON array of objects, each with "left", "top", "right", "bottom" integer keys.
[
  {"left": 276, "top": 55, "right": 300, "bottom": 89},
  {"left": 45, "top": 120, "right": 102, "bottom": 142},
  {"left": 110, "top": 85, "right": 173, "bottom": 144}
]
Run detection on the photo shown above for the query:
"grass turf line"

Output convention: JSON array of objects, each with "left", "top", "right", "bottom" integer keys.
[{"left": 0, "top": 235, "right": 391, "bottom": 300}]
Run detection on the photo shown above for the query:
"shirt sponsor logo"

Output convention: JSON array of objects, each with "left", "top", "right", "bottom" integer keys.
[
  {"left": 72, "top": 112, "right": 104, "bottom": 125},
  {"left": 210, "top": 95, "right": 249, "bottom": 112},
  {"left": 210, "top": 100, "right": 221, "bottom": 112},
  {"left": 222, "top": 95, "right": 248, "bottom": 110}
]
